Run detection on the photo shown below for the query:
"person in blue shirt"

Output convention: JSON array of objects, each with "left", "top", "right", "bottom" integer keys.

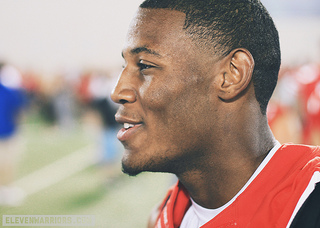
[{"left": 0, "top": 63, "right": 27, "bottom": 206}]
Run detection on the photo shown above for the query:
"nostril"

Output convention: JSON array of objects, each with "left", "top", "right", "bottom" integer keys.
[{"left": 119, "top": 99, "right": 128, "bottom": 104}]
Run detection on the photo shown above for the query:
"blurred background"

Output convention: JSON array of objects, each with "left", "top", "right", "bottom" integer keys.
[{"left": 0, "top": 0, "right": 319, "bottom": 227}]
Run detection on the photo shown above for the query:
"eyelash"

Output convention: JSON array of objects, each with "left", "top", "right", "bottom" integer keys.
[
  {"left": 121, "top": 60, "right": 155, "bottom": 72},
  {"left": 138, "top": 62, "right": 153, "bottom": 71}
]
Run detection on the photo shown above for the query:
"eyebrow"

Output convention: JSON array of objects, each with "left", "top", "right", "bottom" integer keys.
[{"left": 122, "top": 46, "right": 162, "bottom": 58}]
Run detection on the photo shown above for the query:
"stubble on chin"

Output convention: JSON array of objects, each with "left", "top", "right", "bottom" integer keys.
[
  {"left": 121, "top": 153, "right": 181, "bottom": 177},
  {"left": 121, "top": 161, "right": 142, "bottom": 177}
]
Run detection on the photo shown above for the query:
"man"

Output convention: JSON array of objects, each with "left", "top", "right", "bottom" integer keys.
[
  {"left": 111, "top": 0, "right": 320, "bottom": 227},
  {"left": 0, "top": 63, "right": 26, "bottom": 206}
]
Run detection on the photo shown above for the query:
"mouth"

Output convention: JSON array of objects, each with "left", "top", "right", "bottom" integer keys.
[
  {"left": 124, "top": 123, "right": 136, "bottom": 130},
  {"left": 116, "top": 121, "right": 143, "bottom": 142}
]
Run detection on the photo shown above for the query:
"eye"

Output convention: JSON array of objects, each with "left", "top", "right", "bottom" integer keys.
[
  {"left": 138, "top": 62, "right": 153, "bottom": 71},
  {"left": 137, "top": 59, "right": 158, "bottom": 72}
]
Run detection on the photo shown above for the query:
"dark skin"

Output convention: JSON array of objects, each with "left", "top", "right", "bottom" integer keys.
[{"left": 111, "top": 8, "right": 276, "bottom": 224}]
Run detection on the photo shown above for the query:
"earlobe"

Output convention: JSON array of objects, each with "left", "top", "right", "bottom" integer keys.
[{"left": 218, "top": 48, "right": 255, "bottom": 101}]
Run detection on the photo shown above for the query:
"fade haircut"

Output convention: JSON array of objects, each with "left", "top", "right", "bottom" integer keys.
[{"left": 140, "top": 0, "right": 281, "bottom": 115}]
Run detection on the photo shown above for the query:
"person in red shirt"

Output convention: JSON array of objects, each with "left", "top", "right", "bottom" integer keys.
[
  {"left": 294, "top": 64, "right": 320, "bottom": 145},
  {"left": 111, "top": 0, "right": 320, "bottom": 227}
]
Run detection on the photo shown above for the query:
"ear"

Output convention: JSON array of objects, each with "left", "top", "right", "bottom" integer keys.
[{"left": 218, "top": 48, "right": 255, "bottom": 101}]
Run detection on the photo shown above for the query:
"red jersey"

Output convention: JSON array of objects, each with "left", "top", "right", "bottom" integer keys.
[{"left": 155, "top": 144, "right": 320, "bottom": 228}]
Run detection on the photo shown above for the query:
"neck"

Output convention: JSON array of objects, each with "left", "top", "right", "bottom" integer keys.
[{"left": 176, "top": 113, "right": 276, "bottom": 209}]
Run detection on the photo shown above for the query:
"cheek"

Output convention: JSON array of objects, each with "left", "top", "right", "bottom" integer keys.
[
  {"left": 139, "top": 76, "right": 184, "bottom": 111},
  {"left": 141, "top": 75, "right": 211, "bottom": 129}
]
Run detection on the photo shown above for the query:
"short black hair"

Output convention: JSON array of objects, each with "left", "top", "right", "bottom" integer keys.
[{"left": 140, "top": 0, "right": 281, "bottom": 114}]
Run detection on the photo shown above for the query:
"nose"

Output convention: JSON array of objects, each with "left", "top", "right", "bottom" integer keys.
[{"left": 111, "top": 70, "right": 137, "bottom": 104}]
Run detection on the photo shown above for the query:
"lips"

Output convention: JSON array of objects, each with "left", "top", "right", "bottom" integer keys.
[
  {"left": 115, "top": 115, "right": 143, "bottom": 142},
  {"left": 117, "top": 123, "right": 143, "bottom": 141}
]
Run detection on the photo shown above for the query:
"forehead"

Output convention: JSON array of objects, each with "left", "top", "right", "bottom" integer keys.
[
  {"left": 124, "top": 8, "right": 192, "bottom": 57},
  {"left": 129, "top": 8, "right": 186, "bottom": 33}
]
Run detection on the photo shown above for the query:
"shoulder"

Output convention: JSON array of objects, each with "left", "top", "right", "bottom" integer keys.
[
  {"left": 278, "top": 143, "right": 320, "bottom": 159},
  {"left": 280, "top": 143, "right": 320, "bottom": 151},
  {"left": 290, "top": 182, "right": 320, "bottom": 228}
]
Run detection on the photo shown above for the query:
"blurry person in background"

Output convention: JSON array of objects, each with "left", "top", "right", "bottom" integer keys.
[
  {"left": 51, "top": 71, "right": 78, "bottom": 131},
  {"left": 0, "top": 62, "right": 27, "bottom": 206},
  {"left": 295, "top": 64, "right": 320, "bottom": 146},
  {"left": 88, "top": 72, "right": 121, "bottom": 178},
  {"left": 111, "top": 0, "right": 320, "bottom": 227},
  {"left": 267, "top": 66, "right": 303, "bottom": 144},
  {"left": 268, "top": 63, "right": 320, "bottom": 146}
]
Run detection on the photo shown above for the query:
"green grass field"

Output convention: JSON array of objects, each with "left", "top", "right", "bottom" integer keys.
[{"left": 0, "top": 112, "right": 173, "bottom": 228}]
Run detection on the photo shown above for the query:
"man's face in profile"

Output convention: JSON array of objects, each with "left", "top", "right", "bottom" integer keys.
[{"left": 112, "top": 8, "right": 221, "bottom": 176}]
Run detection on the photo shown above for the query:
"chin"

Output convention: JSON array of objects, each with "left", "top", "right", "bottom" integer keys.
[
  {"left": 121, "top": 162, "right": 143, "bottom": 177},
  {"left": 121, "top": 154, "right": 177, "bottom": 177},
  {"left": 121, "top": 153, "right": 150, "bottom": 176}
]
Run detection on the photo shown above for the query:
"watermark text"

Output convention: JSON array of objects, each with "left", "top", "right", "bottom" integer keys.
[{"left": 2, "top": 215, "right": 95, "bottom": 226}]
